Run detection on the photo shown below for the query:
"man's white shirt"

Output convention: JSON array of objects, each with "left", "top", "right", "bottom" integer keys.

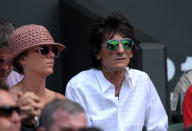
[{"left": 66, "top": 68, "right": 168, "bottom": 131}]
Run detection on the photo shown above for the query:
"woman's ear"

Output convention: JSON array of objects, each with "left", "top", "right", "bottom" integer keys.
[{"left": 19, "top": 56, "right": 26, "bottom": 65}]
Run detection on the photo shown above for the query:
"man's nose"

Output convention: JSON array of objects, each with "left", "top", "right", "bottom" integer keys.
[
  {"left": 11, "top": 111, "right": 21, "bottom": 124},
  {"left": 116, "top": 43, "right": 125, "bottom": 54}
]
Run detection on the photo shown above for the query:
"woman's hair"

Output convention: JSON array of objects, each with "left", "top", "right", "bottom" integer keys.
[
  {"left": 89, "top": 12, "right": 137, "bottom": 69},
  {"left": 13, "top": 51, "right": 28, "bottom": 74}
]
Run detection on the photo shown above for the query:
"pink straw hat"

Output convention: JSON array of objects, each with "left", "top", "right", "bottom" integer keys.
[{"left": 8, "top": 24, "right": 65, "bottom": 65}]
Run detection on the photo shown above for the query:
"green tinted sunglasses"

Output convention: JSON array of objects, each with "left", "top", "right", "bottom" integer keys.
[{"left": 103, "top": 38, "right": 134, "bottom": 51}]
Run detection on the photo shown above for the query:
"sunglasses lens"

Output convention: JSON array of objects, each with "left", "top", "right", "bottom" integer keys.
[
  {"left": 52, "top": 47, "right": 59, "bottom": 57},
  {"left": 0, "top": 109, "right": 12, "bottom": 116},
  {"left": 14, "top": 107, "right": 20, "bottom": 115},
  {"left": 121, "top": 38, "right": 134, "bottom": 50},
  {"left": 106, "top": 40, "right": 119, "bottom": 51},
  {"left": 0, "top": 106, "right": 20, "bottom": 116},
  {"left": 39, "top": 46, "right": 49, "bottom": 56}
]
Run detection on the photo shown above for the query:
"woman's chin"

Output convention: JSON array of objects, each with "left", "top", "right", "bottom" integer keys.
[{"left": 42, "top": 70, "right": 53, "bottom": 76}]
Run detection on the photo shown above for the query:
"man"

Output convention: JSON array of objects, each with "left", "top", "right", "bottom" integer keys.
[
  {"left": 38, "top": 99, "right": 87, "bottom": 131},
  {"left": 0, "top": 20, "right": 23, "bottom": 87},
  {"left": 171, "top": 70, "right": 192, "bottom": 111},
  {"left": 0, "top": 86, "right": 21, "bottom": 131},
  {"left": 66, "top": 13, "right": 168, "bottom": 131}
]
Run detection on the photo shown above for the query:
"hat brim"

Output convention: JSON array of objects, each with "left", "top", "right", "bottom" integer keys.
[{"left": 8, "top": 42, "right": 65, "bottom": 66}]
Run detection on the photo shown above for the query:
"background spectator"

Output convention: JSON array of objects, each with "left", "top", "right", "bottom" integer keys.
[
  {"left": 0, "top": 20, "right": 23, "bottom": 87},
  {"left": 0, "top": 87, "right": 21, "bottom": 131},
  {"left": 38, "top": 99, "right": 86, "bottom": 131}
]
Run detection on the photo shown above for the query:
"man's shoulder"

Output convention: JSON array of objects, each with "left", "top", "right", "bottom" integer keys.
[
  {"left": 128, "top": 68, "right": 149, "bottom": 78},
  {"left": 74, "top": 68, "right": 97, "bottom": 77},
  {"left": 8, "top": 71, "right": 23, "bottom": 77},
  {"left": 7, "top": 71, "right": 23, "bottom": 88},
  {"left": 177, "top": 70, "right": 192, "bottom": 83},
  {"left": 68, "top": 68, "right": 99, "bottom": 84},
  {"left": 182, "top": 70, "right": 192, "bottom": 77}
]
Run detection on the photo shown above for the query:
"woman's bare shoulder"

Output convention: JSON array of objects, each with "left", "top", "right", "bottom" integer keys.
[
  {"left": 55, "top": 92, "right": 66, "bottom": 99},
  {"left": 46, "top": 89, "right": 66, "bottom": 99}
]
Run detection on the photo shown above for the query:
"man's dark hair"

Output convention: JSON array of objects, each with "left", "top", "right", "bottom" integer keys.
[
  {"left": 89, "top": 12, "right": 137, "bottom": 69},
  {"left": 0, "top": 20, "right": 15, "bottom": 49},
  {"left": 39, "top": 99, "right": 85, "bottom": 131}
]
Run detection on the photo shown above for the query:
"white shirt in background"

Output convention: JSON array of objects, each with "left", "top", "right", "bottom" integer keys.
[{"left": 7, "top": 71, "right": 23, "bottom": 88}]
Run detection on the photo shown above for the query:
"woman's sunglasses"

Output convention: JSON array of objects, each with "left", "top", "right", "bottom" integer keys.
[
  {"left": 0, "top": 105, "right": 20, "bottom": 117},
  {"left": 103, "top": 38, "right": 134, "bottom": 51},
  {"left": 37, "top": 46, "right": 59, "bottom": 57}
]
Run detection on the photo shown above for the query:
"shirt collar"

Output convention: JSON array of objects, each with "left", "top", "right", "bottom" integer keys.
[
  {"left": 96, "top": 70, "right": 112, "bottom": 92},
  {"left": 96, "top": 67, "right": 135, "bottom": 92},
  {"left": 124, "top": 67, "right": 135, "bottom": 88}
]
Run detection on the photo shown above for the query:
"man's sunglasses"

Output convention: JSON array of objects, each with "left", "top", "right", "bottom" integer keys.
[
  {"left": 36, "top": 46, "right": 59, "bottom": 57},
  {"left": 103, "top": 38, "right": 134, "bottom": 51},
  {"left": 0, "top": 105, "right": 20, "bottom": 117}
]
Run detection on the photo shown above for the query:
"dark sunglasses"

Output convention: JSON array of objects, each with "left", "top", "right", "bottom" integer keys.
[
  {"left": 38, "top": 46, "right": 59, "bottom": 57},
  {"left": 0, "top": 105, "right": 20, "bottom": 117},
  {"left": 103, "top": 38, "right": 134, "bottom": 51}
]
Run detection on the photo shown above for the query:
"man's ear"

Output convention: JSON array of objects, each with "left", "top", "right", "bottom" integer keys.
[
  {"left": 129, "top": 51, "right": 133, "bottom": 58},
  {"left": 96, "top": 52, "right": 101, "bottom": 60},
  {"left": 37, "top": 127, "right": 46, "bottom": 131},
  {"left": 96, "top": 54, "right": 101, "bottom": 60}
]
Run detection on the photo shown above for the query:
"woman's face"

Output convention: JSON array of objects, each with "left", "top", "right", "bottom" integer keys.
[
  {"left": 21, "top": 45, "right": 58, "bottom": 76},
  {"left": 96, "top": 34, "right": 133, "bottom": 72}
]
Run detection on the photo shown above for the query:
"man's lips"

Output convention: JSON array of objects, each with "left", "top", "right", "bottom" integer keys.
[{"left": 113, "top": 58, "right": 126, "bottom": 60}]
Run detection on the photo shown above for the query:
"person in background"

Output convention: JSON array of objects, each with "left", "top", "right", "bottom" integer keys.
[
  {"left": 0, "top": 20, "right": 23, "bottom": 87},
  {"left": 0, "top": 85, "right": 21, "bottom": 131},
  {"left": 182, "top": 85, "right": 192, "bottom": 128},
  {"left": 66, "top": 13, "right": 168, "bottom": 131},
  {"left": 171, "top": 70, "right": 192, "bottom": 111},
  {"left": 8, "top": 24, "right": 66, "bottom": 128},
  {"left": 38, "top": 99, "right": 87, "bottom": 131}
]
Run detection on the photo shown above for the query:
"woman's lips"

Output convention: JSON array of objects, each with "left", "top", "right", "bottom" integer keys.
[{"left": 46, "top": 62, "right": 54, "bottom": 65}]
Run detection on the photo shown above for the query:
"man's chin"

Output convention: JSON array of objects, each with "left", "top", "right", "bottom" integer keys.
[{"left": 114, "top": 65, "right": 127, "bottom": 69}]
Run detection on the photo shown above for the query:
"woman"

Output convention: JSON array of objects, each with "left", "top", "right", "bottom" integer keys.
[
  {"left": 8, "top": 24, "right": 66, "bottom": 127},
  {"left": 65, "top": 13, "right": 168, "bottom": 131}
]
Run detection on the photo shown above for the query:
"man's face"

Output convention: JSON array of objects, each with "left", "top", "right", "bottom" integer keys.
[
  {"left": 0, "top": 48, "right": 13, "bottom": 82},
  {"left": 50, "top": 108, "right": 87, "bottom": 131},
  {"left": 96, "top": 34, "right": 133, "bottom": 72},
  {"left": 0, "top": 90, "right": 21, "bottom": 131}
]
